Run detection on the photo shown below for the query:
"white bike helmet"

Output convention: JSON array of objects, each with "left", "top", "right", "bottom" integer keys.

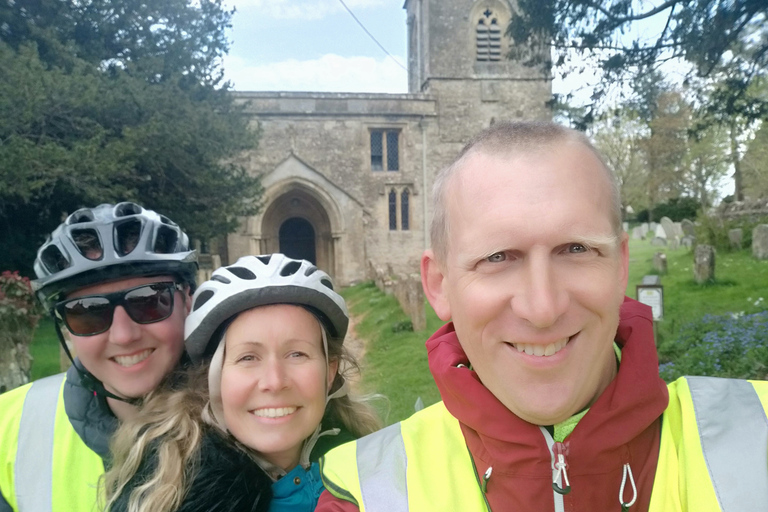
[{"left": 185, "top": 254, "right": 348, "bottom": 363}]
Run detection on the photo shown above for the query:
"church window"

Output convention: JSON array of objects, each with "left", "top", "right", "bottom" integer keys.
[
  {"left": 476, "top": 10, "right": 502, "bottom": 61},
  {"left": 401, "top": 188, "right": 410, "bottom": 230},
  {"left": 371, "top": 129, "right": 400, "bottom": 171},
  {"left": 388, "top": 189, "right": 397, "bottom": 230}
]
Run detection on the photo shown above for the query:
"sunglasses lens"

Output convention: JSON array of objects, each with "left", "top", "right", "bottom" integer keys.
[
  {"left": 124, "top": 284, "right": 174, "bottom": 323},
  {"left": 61, "top": 297, "right": 113, "bottom": 335}
]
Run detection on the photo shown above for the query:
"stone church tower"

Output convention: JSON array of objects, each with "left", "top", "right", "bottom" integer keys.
[{"left": 222, "top": 0, "right": 551, "bottom": 285}]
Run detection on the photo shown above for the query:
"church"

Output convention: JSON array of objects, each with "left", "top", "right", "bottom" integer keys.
[{"left": 224, "top": 0, "right": 551, "bottom": 285}]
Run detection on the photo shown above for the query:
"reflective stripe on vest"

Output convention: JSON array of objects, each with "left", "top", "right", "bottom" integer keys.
[
  {"left": 15, "top": 373, "right": 66, "bottom": 512},
  {"left": 357, "top": 423, "right": 408, "bottom": 512},
  {"left": 687, "top": 376, "right": 768, "bottom": 511}
]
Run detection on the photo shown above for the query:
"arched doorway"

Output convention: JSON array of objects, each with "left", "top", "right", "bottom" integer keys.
[
  {"left": 279, "top": 217, "right": 316, "bottom": 264},
  {"left": 260, "top": 186, "right": 335, "bottom": 275}
]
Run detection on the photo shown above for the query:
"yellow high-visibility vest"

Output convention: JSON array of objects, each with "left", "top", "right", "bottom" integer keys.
[
  {"left": 321, "top": 376, "right": 768, "bottom": 512},
  {"left": 0, "top": 374, "right": 105, "bottom": 512}
]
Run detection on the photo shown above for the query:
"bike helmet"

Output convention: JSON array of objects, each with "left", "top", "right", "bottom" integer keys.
[
  {"left": 185, "top": 253, "right": 348, "bottom": 363},
  {"left": 33, "top": 202, "right": 198, "bottom": 311}
]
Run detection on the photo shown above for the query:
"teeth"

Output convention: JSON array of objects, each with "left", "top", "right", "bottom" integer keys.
[
  {"left": 113, "top": 349, "right": 153, "bottom": 367},
  {"left": 512, "top": 338, "right": 569, "bottom": 357},
  {"left": 253, "top": 407, "right": 297, "bottom": 419}
]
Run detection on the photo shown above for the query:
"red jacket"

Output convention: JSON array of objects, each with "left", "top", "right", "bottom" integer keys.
[{"left": 316, "top": 297, "right": 669, "bottom": 511}]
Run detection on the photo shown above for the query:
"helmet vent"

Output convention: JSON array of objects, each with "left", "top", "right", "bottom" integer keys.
[
  {"left": 256, "top": 255, "right": 272, "bottom": 265},
  {"left": 320, "top": 277, "right": 334, "bottom": 291},
  {"left": 304, "top": 265, "right": 318, "bottom": 276},
  {"left": 193, "top": 290, "right": 215, "bottom": 311},
  {"left": 154, "top": 226, "right": 179, "bottom": 254},
  {"left": 72, "top": 229, "right": 103, "bottom": 260},
  {"left": 115, "top": 202, "right": 142, "bottom": 217},
  {"left": 211, "top": 275, "right": 231, "bottom": 284},
  {"left": 159, "top": 215, "right": 173, "bottom": 225},
  {"left": 280, "top": 261, "right": 301, "bottom": 277},
  {"left": 115, "top": 220, "right": 142, "bottom": 256},
  {"left": 228, "top": 266, "right": 257, "bottom": 280},
  {"left": 68, "top": 209, "right": 94, "bottom": 224},
  {"left": 41, "top": 245, "right": 71, "bottom": 272}
]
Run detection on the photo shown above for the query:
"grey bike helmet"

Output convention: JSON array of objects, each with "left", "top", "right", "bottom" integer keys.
[
  {"left": 185, "top": 253, "right": 348, "bottom": 363},
  {"left": 33, "top": 202, "right": 198, "bottom": 311}
]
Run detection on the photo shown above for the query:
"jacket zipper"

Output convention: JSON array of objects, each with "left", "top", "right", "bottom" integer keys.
[{"left": 541, "top": 427, "right": 567, "bottom": 512}]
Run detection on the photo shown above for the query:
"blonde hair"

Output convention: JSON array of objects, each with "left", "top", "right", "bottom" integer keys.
[
  {"left": 101, "top": 366, "right": 209, "bottom": 512},
  {"left": 102, "top": 321, "right": 381, "bottom": 512},
  {"left": 430, "top": 121, "right": 622, "bottom": 263}
]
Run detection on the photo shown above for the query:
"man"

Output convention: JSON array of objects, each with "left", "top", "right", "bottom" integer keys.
[
  {"left": 318, "top": 122, "right": 768, "bottom": 511},
  {"left": 0, "top": 202, "right": 198, "bottom": 512}
]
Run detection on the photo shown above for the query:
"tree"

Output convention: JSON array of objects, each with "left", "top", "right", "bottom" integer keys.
[
  {"left": 0, "top": 1, "right": 262, "bottom": 276},
  {"left": 510, "top": 0, "right": 768, "bottom": 126},
  {"left": 742, "top": 120, "right": 768, "bottom": 199}
]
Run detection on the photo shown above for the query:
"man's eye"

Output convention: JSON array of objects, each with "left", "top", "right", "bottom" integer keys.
[
  {"left": 487, "top": 252, "right": 506, "bottom": 263},
  {"left": 568, "top": 243, "right": 588, "bottom": 253}
]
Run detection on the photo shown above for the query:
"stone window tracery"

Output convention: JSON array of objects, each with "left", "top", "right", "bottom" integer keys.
[
  {"left": 388, "top": 189, "right": 397, "bottom": 230},
  {"left": 371, "top": 129, "right": 400, "bottom": 171},
  {"left": 476, "top": 9, "right": 502, "bottom": 61}
]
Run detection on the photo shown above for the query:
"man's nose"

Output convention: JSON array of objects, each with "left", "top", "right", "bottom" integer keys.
[
  {"left": 511, "top": 257, "right": 569, "bottom": 329},
  {"left": 108, "top": 306, "right": 142, "bottom": 345}
]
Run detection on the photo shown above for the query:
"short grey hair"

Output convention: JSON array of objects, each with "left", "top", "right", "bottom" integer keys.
[{"left": 429, "top": 121, "right": 622, "bottom": 263}]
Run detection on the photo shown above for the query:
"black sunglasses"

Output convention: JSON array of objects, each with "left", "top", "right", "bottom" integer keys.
[{"left": 55, "top": 282, "right": 185, "bottom": 336}]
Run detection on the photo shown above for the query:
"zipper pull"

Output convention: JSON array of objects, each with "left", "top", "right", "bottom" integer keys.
[
  {"left": 552, "top": 441, "right": 571, "bottom": 495},
  {"left": 481, "top": 466, "right": 492, "bottom": 493}
]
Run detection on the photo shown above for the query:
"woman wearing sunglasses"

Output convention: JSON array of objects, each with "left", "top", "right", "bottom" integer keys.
[
  {"left": 0, "top": 202, "right": 198, "bottom": 512},
  {"left": 102, "top": 254, "right": 381, "bottom": 512}
]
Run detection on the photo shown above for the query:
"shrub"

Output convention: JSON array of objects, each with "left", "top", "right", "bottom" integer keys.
[
  {"left": 695, "top": 213, "right": 768, "bottom": 252},
  {"left": 636, "top": 197, "right": 701, "bottom": 223},
  {"left": 658, "top": 311, "right": 768, "bottom": 381},
  {"left": 0, "top": 271, "right": 41, "bottom": 332}
]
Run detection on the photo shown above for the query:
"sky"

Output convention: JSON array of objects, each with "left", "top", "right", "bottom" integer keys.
[{"left": 222, "top": 0, "right": 410, "bottom": 93}]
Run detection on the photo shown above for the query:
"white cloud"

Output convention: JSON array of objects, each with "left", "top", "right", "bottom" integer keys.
[
  {"left": 226, "top": 0, "right": 387, "bottom": 20},
  {"left": 223, "top": 53, "right": 408, "bottom": 93}
]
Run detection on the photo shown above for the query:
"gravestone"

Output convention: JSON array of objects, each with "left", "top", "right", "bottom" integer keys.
[
  {"left": 694, "top": 245, "right": 716, "bottom": 283},
  {"left": 653, "top": 252, "right": 667, "bottom": 274},
  {"left": 660, "top": 217, "right": 676, "bottom": 239},
  {"left": 654, "top": 224, "right": 667, "bottom": 239},
  {"left": 632, "top": 226, "right": 643, "bottom": 240},
  {"left": 753, "top": 224, "right": 768, "bottom": 260},
  {"left": 681, "top": 235, "right": 695, "bottom": 249},
  {"left": 673, "top": 222, "right": 684, "bottom": 238},
  {"left": 642, "top": 223, "right": 650, "bottom": 237},
  {"left": 623, "top": 222, "right": 629, "bottom": 233},
  {"left": 681, "top": 219, "right": 695, "bottom": 237},
  {"left": 651, "top": 237, "right": 667, "bottom": 246},
  {"left": 668, "top": 237, "right": 680, "bottom": 251},
  {"left": 728, "top": 228, "right": 743, "bottom": 250}
]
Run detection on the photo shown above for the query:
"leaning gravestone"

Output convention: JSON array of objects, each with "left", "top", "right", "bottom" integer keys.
[
  {"left": 660, "top": 217, "right": 676, "bottom": 239},
  {"left": 680, "top": 219, "right": 695, "bottom": 237},
  {"left": 728, "top": 228, "right": 743, "bottom": 251},
  {"left": 694, "top": 245, "right": 716, "bottom": 283},
  {"left": 753, "top": 225, "right": 768, "bottom": 260}
]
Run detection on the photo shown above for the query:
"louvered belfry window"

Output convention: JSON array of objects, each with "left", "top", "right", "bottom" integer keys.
[{"left": 476, "top": 9, "right": 501, "bottom": 62}]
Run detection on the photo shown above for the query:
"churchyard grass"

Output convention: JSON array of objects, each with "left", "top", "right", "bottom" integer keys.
[{"left": 29, "top": 317, "right": 61, "bottom": 381}]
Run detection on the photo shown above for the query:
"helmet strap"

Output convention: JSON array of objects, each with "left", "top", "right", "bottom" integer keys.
[{"left": 52, "top": 317, "right": 141, "bottom": 406}]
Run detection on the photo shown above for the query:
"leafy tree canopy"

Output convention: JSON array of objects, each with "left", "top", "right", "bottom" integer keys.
[
  {"left": 0, "top": 0, "right": 262, "bottom": 276},
  {"left": 510, "top": 0, "right": 768, "bottom": 126}
]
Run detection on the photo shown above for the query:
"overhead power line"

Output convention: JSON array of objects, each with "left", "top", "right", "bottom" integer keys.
[{"left": 337, "top": 0, "right": 407, "bottom": 72}]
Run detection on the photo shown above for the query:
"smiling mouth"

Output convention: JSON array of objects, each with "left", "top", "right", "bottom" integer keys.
[
  {"left": 510, "top": 337, "right": 571, "bottom": 357},
  {"left": 253, "top": 407, "right": 298, "bottom": 419},
  {"left": 112, "top": 349, "right": 153, "bottom": 367}
]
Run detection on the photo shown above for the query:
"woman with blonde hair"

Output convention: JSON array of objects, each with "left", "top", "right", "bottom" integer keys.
[{"left": 103, "top": 254, "right": 381, "bottom": 512}]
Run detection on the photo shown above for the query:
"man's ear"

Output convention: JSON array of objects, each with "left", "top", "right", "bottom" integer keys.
[
  {"left": 183, "top": 286, "right": 193, "bottom": 315},
  {"left": 421, "top": 249, "right": 452, "bottom": 321}
]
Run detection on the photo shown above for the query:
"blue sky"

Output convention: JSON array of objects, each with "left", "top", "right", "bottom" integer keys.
[{"left": 223, "top": 0, "right": 410, "bottom": 93}]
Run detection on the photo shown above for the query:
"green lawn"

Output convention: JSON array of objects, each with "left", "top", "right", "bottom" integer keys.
[{"left": 29, "top": 317, "right": 62, "bottom": 380}]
